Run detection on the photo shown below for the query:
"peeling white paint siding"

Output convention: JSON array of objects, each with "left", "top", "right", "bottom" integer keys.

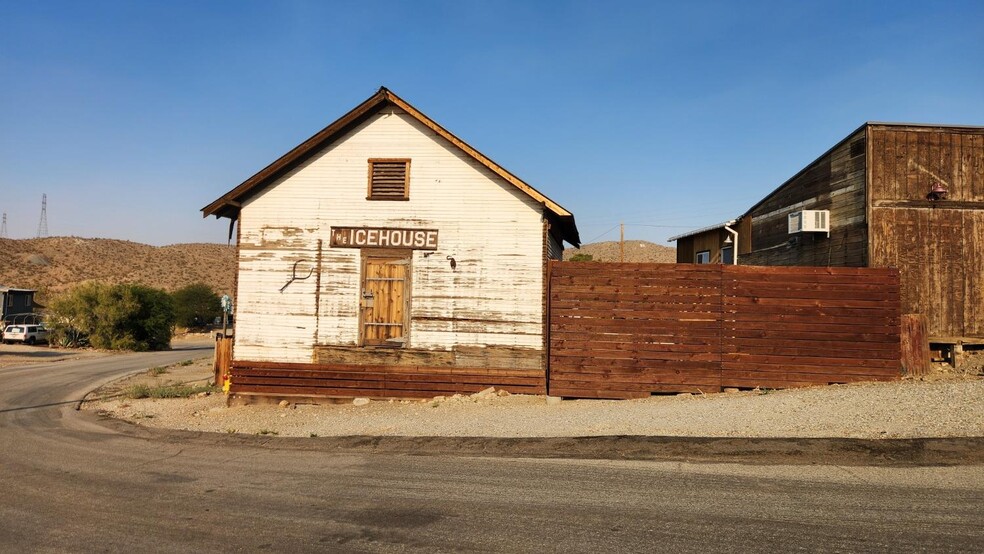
[{"left": 234, "top": 108, "right": 548, "bottom": 362}]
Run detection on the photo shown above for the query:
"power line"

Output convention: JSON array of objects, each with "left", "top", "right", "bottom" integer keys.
[{"left": 583, "top": 224, "right": 620, "bottom": 244}]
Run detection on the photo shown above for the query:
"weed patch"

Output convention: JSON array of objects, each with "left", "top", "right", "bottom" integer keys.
[{"left": 125, "top": 383, "right": 214, "bottom": 399}]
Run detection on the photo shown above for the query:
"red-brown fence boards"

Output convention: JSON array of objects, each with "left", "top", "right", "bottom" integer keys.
[
  {"left": 549, "top": 262, "right": 901, "bottom": 399},
  {"left": 229, "top": 361, "right": 545, "bottom": 400},
  {"left": 721, "top": 265, "right": 900, "bottom": 390},
  {"left": 550, "top": 263, "right": 724, "bottom": 399}
]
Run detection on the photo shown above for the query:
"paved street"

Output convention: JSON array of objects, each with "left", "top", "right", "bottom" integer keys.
[{"left": 1, "top": 346, "right": 982, "bottom": 552}]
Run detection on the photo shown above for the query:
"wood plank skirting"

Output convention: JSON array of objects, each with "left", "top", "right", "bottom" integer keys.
[
  {"left": 549, "top": 262, "right": 901, "bottom": 399},
  {"left": 229, "top": 361, "right": 546, "bottom": 399}
]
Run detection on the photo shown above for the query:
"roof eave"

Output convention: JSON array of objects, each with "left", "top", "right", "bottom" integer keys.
[
  {"left": 201, "top": 87, "right": 392, "bottom": 219},
  {"left": 667, "top": 219, "right": 737, "bottom": 243}
]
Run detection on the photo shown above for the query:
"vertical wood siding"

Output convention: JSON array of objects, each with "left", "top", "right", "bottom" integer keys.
[
  {"left": 868, "top": 125, "right": 984, "bottom": 340},
  {"left": 234, "top": 108, "right": 547, "bottom": 363},
  {"left": 675, "top": 229, "right": 729, "bottom": 263},
  {"left": 742, "top": 128, "right": 868, "bottom": 267}
]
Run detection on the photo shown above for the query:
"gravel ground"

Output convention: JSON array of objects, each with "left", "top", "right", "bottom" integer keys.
[{"left": 85, "top": 359, "right": 984, "bottom": 439}]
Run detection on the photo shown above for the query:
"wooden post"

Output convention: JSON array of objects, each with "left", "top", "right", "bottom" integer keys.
[
  {"left": 619, "top": 223, "right": 624, "bottom": 263},
  {"left": 900, "top": 314, "right": 930, "bottom": 377},
  {"left": 213, "top": 334, "right": 222, "bottom": 386},
  {"left": 213, "top": 335, "right": 233, "bottom": 387}
]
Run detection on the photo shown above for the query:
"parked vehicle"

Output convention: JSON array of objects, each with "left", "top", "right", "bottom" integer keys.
[{"left": 2, "top": 324, "right": 49, "bottom": 345}]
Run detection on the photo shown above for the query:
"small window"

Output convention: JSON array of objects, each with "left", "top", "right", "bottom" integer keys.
[
  {"left": 721, "top": 246, "right": 734, "bottom": 265},
  {"left": 367, "top": 159, "right": 410, "bottom": 200},
  {"left": 695, "top": 250, "right": 710, "bottom": 264}
]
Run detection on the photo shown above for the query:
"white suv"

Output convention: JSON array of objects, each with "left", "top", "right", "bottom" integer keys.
[{"left": 2, "top": 324, "right": 49, "bottom": 345}]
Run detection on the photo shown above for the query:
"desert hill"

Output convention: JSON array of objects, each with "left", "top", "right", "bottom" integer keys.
[
  {"left": 0, "top": 237, "right": 675, "bottom": 303},
  {"left": 563, "top": 240, "right": 675, "bottom": 263},
  {"left": 0, "top": 237, "right": 236, "bottom": 300}
]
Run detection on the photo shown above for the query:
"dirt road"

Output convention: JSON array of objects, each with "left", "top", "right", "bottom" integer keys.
[{"left": 1, "top": 350, "right": 983, "bottom": 552}]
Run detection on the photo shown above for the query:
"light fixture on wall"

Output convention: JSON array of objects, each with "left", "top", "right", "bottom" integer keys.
[
  {"left": 927, "top": 182, "right": 948, "bottom": 201},
  {"left": 447, "top": 255, "right": 457, "bottom": 271}
]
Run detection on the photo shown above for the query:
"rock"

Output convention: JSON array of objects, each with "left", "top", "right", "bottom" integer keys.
[
  {"left": 278, "top": 400, "right": 290, "bottom": 408},
  {"left": 724, "top": 388, "right": 740, "bottom": 394},
  {"left": 352, "top": 397, "right": 371, "bottom": 406},
  {"left": 497, "top": 390, "right": 511, "bottom": 397},
  {"left": 545, "top": 396, "right": 563, "bottom": 405},
  {"left": 472, "top": 387, "right": 497, "bottom": 399}
]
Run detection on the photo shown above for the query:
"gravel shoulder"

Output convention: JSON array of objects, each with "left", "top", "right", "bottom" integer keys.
[{"left": 83, "top": 360, "right": 984, "bottom": 440}]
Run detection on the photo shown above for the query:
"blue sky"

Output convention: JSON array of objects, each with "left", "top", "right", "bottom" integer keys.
[{"left": 1, "top": 1, "right": 982, "bottom": 246}]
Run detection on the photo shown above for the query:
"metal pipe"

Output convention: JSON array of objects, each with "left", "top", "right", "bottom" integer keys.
[{"left": 723, "top": 222, "right": 739, "bottom": 265}]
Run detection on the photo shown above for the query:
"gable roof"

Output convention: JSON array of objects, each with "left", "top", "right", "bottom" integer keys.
[{"left": 202, "top": 87, "right": 579, "bottom": 246}]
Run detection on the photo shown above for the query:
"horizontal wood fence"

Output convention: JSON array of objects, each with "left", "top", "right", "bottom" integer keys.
[
  {"left": 549, "top": 263, "right": 901, "bottom": 399},
  {"left": 229, "top": 361, "right": 546, "bottom": 399}
]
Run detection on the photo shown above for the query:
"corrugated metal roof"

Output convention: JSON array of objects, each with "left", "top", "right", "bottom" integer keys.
[{"left": 667, "top": 220, "right": 736, "bottom": 242}]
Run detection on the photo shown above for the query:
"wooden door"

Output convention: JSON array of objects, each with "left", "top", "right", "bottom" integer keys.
[{"left": 360, "top": 254, "right": 409, "bottom": 346}]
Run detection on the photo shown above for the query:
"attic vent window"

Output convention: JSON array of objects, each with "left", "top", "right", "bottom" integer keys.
[
  {"left": 850, "top": 138, "right": 865, "bottom": 158},
  {"left": 368, "top": 159, "right": 410, "bottom": 200}
]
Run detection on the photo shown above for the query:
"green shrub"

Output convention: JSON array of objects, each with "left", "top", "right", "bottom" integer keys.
[
  {"left": 570, "top": 253, "right": 594, "bottom": 262},
  {"left": 46, "top": 282, "right": 176, "bottom": 351},
  {"left": 171, "top": 283, "right": 222, "bottom": 329}
]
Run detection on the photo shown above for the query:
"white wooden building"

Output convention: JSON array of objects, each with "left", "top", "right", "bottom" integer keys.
[{"left": 202, "top": 87, "right": 579, "bottom": 399}]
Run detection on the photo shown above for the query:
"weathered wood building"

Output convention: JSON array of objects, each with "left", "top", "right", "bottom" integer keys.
[
  {"left": 203, "top": 87, "right": 579, "bottom": 399},
  {"left": 672, "top": 123, "right": 984, "bottom": 346},
  {"left": 669, "top": 220, "right": 737, "bottom": 264}
]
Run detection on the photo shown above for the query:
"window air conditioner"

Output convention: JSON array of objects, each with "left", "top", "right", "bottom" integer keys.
[{"left": 788, "top": 210, "right": 830, "bottom": 236}]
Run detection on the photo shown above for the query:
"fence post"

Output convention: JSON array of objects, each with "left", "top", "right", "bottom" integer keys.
[{"left": 900, "top": 314, "right": 930, "bottom": 377}]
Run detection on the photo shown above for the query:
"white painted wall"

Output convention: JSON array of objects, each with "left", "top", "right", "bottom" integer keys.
[{"left": 234, "top": 107, "right": 549, "bottom": 362}]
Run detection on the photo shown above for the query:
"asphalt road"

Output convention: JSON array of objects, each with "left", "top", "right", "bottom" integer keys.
[{"left": 1, "top": 346, "right": 982, "bottom": 552}]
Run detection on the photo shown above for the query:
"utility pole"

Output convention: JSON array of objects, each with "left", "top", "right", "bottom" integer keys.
[
  {"left": 619, "top": 222, "right": 624, "bottom": 263},
  {"left": 0, "top": 213, "right": 7, "bottom": 238}
]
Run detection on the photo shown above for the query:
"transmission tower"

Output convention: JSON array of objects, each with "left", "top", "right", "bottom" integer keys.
[
  {"left": 0, "top": 213, "right": 7, "bottom": 238},
  {"left": 36, "top": 194, "right": 48, "bottom": 238}
]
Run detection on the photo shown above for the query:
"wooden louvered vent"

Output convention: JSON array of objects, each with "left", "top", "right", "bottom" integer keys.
[{"left": 368, "top": 159, "right": 410, "bottom": 200}]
